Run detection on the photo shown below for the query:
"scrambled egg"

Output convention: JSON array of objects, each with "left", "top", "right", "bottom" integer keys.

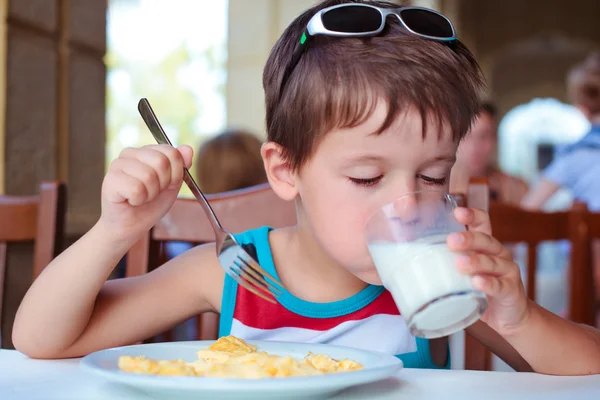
[{"left": 118, "top": 335, "right": 363, "bottom": 379}]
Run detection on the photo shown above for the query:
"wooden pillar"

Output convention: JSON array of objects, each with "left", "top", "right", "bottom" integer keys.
[
  {"left": 0, "top": 0, "right": 6, "bottom": 195},
  {"left": 226, "top": 0, "right": 319, "bottom": 137},
  {"left": 1, "top": 0, "right": 106, "bottom": 348}
]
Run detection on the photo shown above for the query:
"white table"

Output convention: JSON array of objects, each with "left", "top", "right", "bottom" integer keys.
[{"left": 1, "top": 350, "right": 599, "bottom": 400}]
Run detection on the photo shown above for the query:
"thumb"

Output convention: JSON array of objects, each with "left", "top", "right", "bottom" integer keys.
[{"left": 177, "top": 145, "right": 194, "bottom": 169}]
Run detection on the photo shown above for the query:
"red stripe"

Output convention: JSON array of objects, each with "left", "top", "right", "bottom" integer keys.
[{"left": 233, "top": 286, "right": 400, "bottom": 331}]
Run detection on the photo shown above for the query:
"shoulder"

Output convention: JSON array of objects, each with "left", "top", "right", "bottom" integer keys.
[
  {"left": 549, "top": 150, "right": 588, "bottom": 167},
  {"left": 543, "top": 149, "right": 595, "bottom": 182},
  {"left": 176, "top": 227, "right": 273, "bottom": 312}
]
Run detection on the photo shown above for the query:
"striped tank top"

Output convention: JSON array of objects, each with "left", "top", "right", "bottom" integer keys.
[{"left": 218, "top": 226, "right": 448, "bottom": 369}]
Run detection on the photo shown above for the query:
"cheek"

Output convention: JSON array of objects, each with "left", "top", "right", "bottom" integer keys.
[
  {"left": 304, "top": 181, "right": 369, "bottom": 240},
  {"left": 300, "top": 179, "right": 377, "bottom": 266}
]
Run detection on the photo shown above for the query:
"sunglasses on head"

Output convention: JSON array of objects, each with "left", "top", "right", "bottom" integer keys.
[{"left": 279, "top": 3, "right": 457, "bottom": 99}]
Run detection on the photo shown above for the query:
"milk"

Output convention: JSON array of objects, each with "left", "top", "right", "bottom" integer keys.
[{"left": 368, "top": 235, "right": 485, "bottom": 338}]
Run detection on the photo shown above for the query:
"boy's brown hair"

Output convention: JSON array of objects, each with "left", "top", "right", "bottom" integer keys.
[
  {"left": 568, "top": 51, "right": 600, "bottom": 116},
  {"left": 263, "top": 0, "right": 484, "bottom": 170},
  {"left": 196, "top": 130, "right": 267, "bottom": 194}
]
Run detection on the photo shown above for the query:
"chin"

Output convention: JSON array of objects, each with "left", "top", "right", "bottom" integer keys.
[{"left": 353, "top": 268, "right": 384, "bottom": 286}]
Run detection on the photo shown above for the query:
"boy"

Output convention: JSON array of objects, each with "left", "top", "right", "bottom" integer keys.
[{"left": 13, "top": 0, "right": 600, "bottom": 375}]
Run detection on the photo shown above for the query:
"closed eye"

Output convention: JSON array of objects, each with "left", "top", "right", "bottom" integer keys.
[
  {"left": 348, "top": 176, "right": 383, "bottom": 187},
  {"left": 419, "top": 175, "right": 447, "bottom": 186}
]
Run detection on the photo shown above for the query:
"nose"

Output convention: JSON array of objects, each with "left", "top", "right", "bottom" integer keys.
[{"left": 390, "top": 192, "right": 421, "bottom": 225}]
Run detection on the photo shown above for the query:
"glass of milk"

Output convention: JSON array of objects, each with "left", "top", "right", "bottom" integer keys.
[{"left": 366, "top": 190, "right": 487, "bottom": 338}]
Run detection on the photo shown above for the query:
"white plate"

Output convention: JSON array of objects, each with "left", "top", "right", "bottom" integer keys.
[{"left": 80, "top": 340, "right": 403, "bottom": 399}]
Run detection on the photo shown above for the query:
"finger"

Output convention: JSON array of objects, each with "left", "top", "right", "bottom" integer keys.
[
  {"left": 456, "top": 253, "right": 518, "bottom": 278},
  {"left": 105, "top": 170, "right": 148, "bottom": 206},
  {"left": 112, "top": 158, "right": 160, "bottom": 202},
  {"left": 150, "top": 144, "right": 189, "bottom": 188},
  {"left": 447, "top": 230, "right": 512, "bottom": 259},
  {"left": 177, "top": 145, "right": 194, "bottom": 169},
  {"left": 119, "top": 144, "right": 192, "bottom": 188},
  {"left": 471, "top": 275, "right": 508, "bottom": 298},
  {"left": 130, "top": 148, "right": 172, "bottom": 191},
  {"left": 118, "top": 146, "right": 137, "bottom": 159},
  {"left": 454, "top": 207, "right": 492, "bottom": 235},
  {"left": 121, "top": 145, "right": 180, "bottom": 189}
]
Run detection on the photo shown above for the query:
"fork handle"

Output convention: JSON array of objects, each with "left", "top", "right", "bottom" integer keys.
[
  {"left": 182, "top": 169, "right": 224, "bottom": 233},
  {"left": 138, "top": 98, "right": 225, "bottom": 235}
]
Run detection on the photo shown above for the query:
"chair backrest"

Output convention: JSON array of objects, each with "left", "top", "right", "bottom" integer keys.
[
  {"left": 490, "top": 203, "right": 570, "bottom": 301},
  {"left": 571, "top": 204, "right": 598, "bottom": 326},
  {"left": 125, "top": 183, "right": 296, "bottom": 340},
  {"left": 0, "top": 181, "right": 66, "bottom": 342},
  {"left": 588, "top": 210, "right": 600, "bottom": 241},
  {"left": 489, "top": 202, "right": 592, "bottom": 323},
  {"left": 126, "top": 183, "right": 296, "bottom": 277}
]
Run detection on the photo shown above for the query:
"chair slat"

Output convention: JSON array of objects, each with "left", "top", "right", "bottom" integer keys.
[{"left": 0, "top": 181, "right": 66, "bottom": 349}]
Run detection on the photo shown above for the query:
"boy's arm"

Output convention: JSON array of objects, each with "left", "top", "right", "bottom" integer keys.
[
  {"left": 450, "top": 207, "right": 600, "bottom": 375},
  {"left": 13, "top": 144, "right": 222, "bottom": 359},
  {"left": 501, "top": 300, "right": 600, "bottom": 375},
  {"left": 12, "top": 223, "right": 223, "bottom": 359},
  {"left": 520, "top": 178, "right": 560, "bottom": 210}
]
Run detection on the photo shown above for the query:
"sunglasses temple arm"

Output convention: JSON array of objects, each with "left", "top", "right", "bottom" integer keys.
[{"left": 278, "top": 30, "right": 310, "bottom": 101}]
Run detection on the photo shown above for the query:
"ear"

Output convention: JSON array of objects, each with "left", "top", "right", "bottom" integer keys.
[{"left": 261, "top": 141, "right": 298, "bottom": 201}]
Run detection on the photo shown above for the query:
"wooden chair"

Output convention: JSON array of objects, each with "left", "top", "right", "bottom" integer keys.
[
  {"left": 583, "top": 208, "right": 600, "bottom": 326},
  {"left": 493, "top": 202, "right": 593, "bottom": 324},
  {"left": 0, "top": 181, "right": 67, "bottom": 345},
  {"left": 125, "top": 183, "right": 296, "bottom": 340}
]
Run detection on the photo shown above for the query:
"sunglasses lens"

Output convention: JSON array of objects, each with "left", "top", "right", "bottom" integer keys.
[
  {"left": 399, "top": 9, "right": 454, "bottom": 38},
  {"left": 322, "top": 6, "right": 382, "bottom": 33}
]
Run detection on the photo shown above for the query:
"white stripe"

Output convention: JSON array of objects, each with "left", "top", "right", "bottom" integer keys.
[{"left": 230, "top": 314, "right": 417, "bottom": 355}]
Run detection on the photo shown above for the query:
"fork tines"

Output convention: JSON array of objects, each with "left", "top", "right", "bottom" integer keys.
[{"left": 230, "top": 254, "right": 284, "bottom": 304}]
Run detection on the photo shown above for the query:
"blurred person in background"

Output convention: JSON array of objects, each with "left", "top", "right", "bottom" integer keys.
[
  {"left": 452, "top": 102, "right": 528, "bottom": 205},
  {"left": 195, "top": 129, "right": 267, "bottom": 193},
  {"left": 522, "top": 52, "right": 600, "bottom": 211},
  {"left": 522, "top": 52, "right": 600, "bottom": 301}
]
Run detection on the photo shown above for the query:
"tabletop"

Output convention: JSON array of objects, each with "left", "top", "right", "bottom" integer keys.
[{"left": 1, "top": 350, "right": 599, "bottom": 400}]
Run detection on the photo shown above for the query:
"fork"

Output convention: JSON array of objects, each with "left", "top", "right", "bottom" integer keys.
[{"left": 137, "top": 98, "right": 284, "bottom": 303}]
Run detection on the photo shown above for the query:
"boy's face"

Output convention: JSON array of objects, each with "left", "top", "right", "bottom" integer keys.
[{"left": 295, "top": 102, "right": 458, "bottom": 284}]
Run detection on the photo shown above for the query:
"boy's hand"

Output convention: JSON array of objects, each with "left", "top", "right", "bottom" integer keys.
[
  {"left": 447, "top": 207, "right": 531, "bottom": 337},
  {"left": 99, "top": 144, "right": 193, "bottom": 241}
]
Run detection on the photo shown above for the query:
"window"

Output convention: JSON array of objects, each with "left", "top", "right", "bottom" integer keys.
[{"left": 106, "top": 0, "right": 228, "bottom": 187}]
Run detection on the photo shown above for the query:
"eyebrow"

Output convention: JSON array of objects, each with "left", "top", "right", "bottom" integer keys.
[
  {"left": 431, "top": 155, "right": 457, "bottom": 163},
  {"left": 341, "top": 154, "right": 456, "bottom": 167},
  {"left": 340, "top": 155, "right": 386, "bottom": 166}
]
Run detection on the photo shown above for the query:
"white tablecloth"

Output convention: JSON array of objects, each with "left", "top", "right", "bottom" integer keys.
[{"left": 1, "top": 350, "right": 599, "bottom": 399}]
